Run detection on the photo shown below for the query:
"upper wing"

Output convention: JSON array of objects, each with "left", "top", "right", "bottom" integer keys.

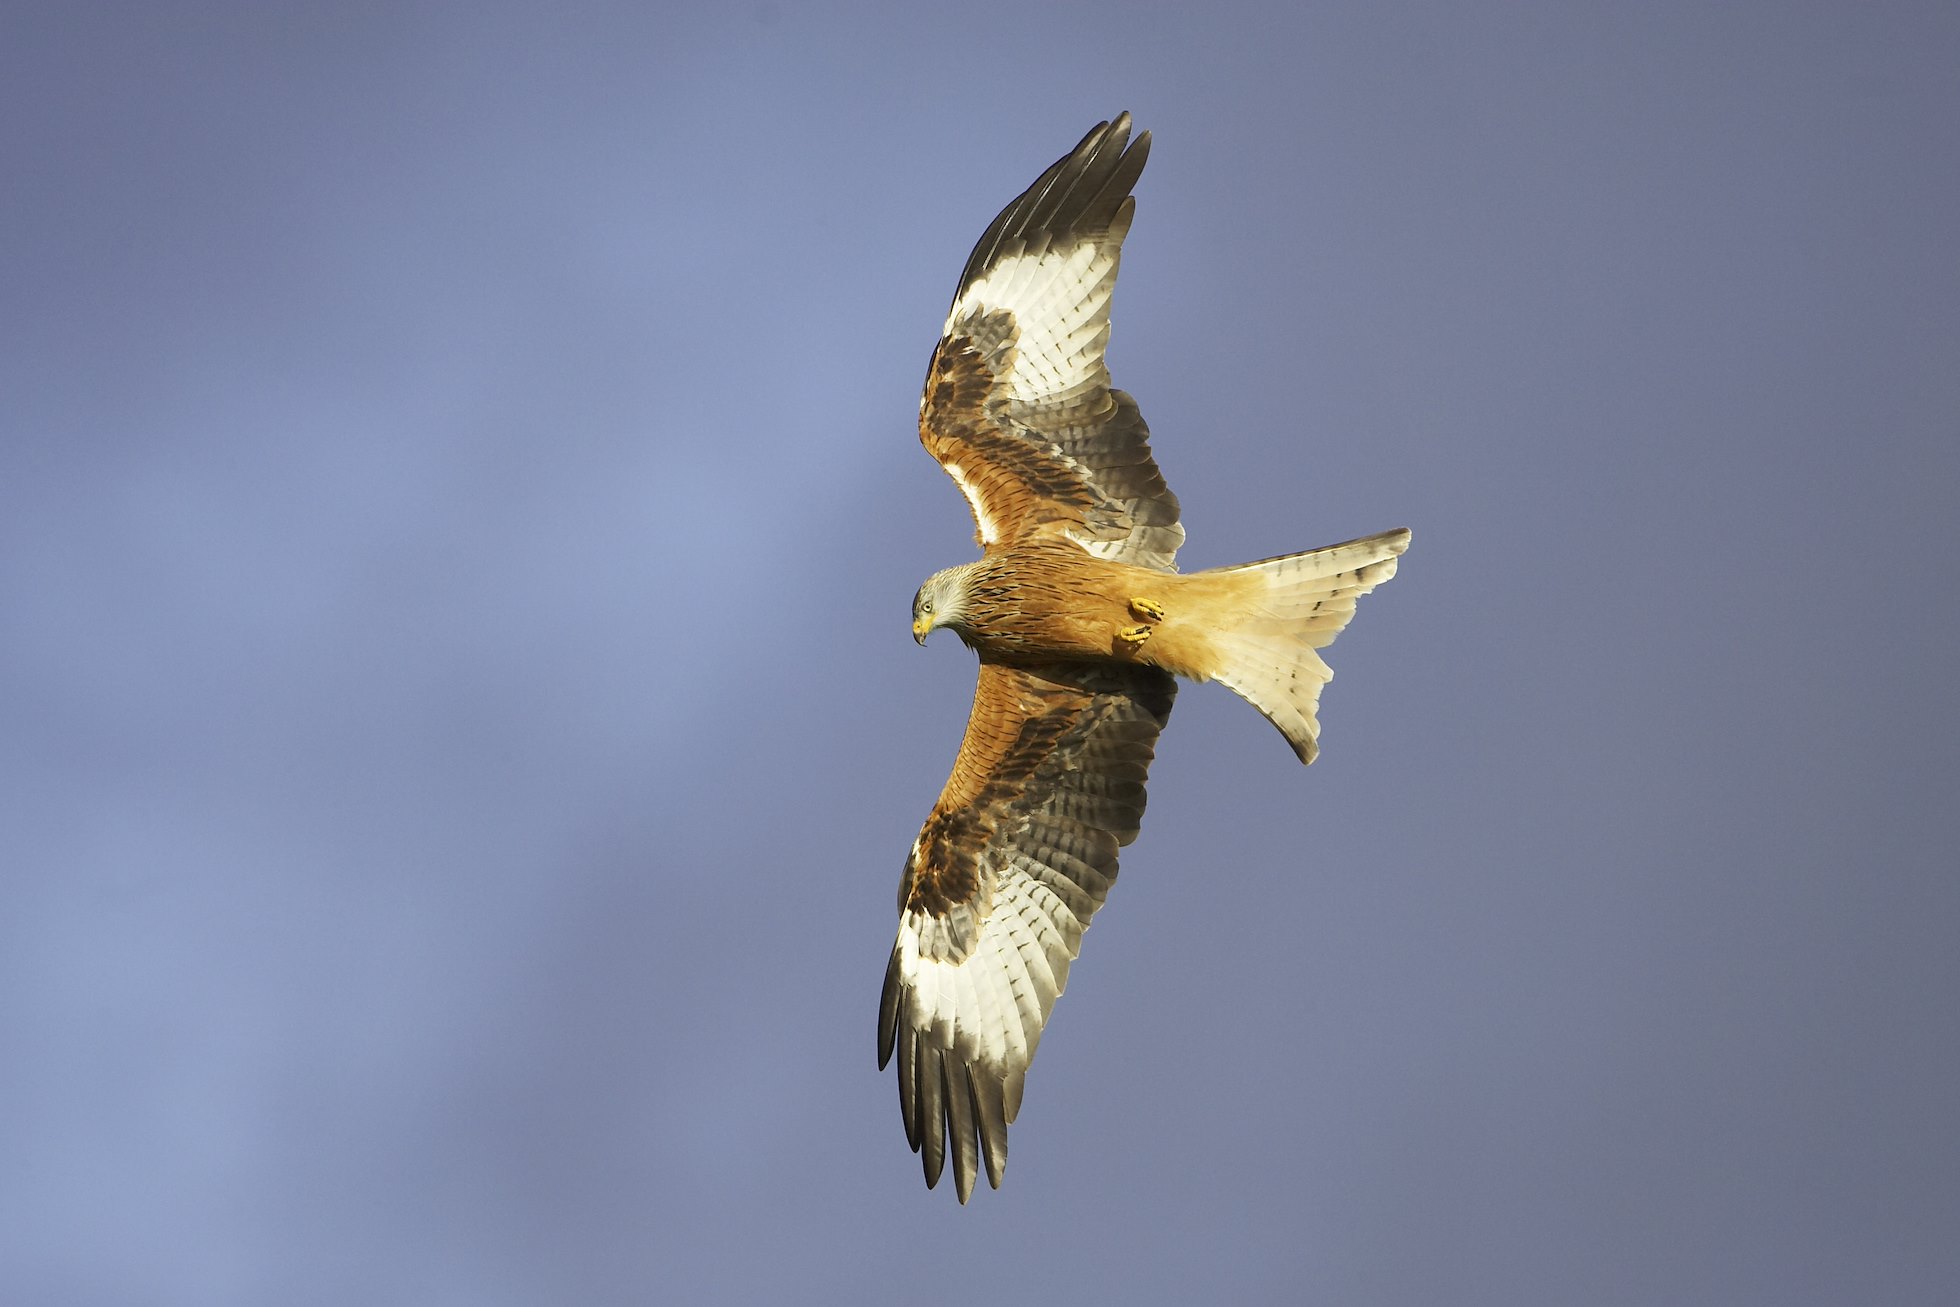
[
  {"left": 920, "top": 113, "right": 1184, "bottom": 571},
  {"left": 879, "top": 659, "right": 1176, "bottom": 1201}
]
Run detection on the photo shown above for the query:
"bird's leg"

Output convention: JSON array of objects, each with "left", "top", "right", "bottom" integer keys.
[{"left": 1117, "top": 597, "right": 1166, "bottom": 650}]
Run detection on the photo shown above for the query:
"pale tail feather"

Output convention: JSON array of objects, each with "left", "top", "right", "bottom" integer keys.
[{"left": 1191, "top": 528, "right": 1409, "bottom": 764}]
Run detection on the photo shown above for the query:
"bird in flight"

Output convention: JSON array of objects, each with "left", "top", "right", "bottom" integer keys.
[{"left": 879, "top": 113, "right": 1410, "bottom": 1201}]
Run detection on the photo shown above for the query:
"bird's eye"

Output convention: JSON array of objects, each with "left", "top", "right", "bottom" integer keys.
[{"left": 922, "top": 600, "right": 934, "bottom": 613}]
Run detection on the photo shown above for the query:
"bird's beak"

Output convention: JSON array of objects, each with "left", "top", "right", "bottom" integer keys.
[{"left": 912, "top": 620, "right": 930, "bottom": 645}]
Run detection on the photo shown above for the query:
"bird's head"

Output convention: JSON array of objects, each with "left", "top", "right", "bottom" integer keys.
[{"left": 912, "top": 565, "right": 976, "bottom": 645}]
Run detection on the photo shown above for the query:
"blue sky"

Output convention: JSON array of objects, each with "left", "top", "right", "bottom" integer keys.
[{"left": 5, "top": 3, "right": 1957, "bottom": 1303}]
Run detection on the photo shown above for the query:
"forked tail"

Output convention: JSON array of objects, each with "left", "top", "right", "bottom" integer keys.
[{"left": 1189, "top": 528, "right": 1410, "bottom": 763}]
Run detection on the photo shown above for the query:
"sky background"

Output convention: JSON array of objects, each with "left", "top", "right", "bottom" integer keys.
[{"left": 5, "top": 3, "right": 1957, "bottom": 1303}]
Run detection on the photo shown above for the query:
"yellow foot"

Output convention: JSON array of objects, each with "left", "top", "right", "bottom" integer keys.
[
  {"left": 1128, "top": 597, "right": 1166, "bottom": 623},
  {"left": 1117, "top": 624, "right": 1153, "bottom": 647}
]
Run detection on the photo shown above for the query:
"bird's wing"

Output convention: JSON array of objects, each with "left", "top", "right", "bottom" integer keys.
[
  {"left": 919, "top": 112, "right": 1184, "bottom": 571},
  {"left": 879, "top": 659, "right": 1176, "bottom": 1200}
]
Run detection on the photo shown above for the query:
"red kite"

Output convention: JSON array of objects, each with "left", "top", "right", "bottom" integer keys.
[{"left": 880, "top": 113, "right": 1409, "bottom": 1200}]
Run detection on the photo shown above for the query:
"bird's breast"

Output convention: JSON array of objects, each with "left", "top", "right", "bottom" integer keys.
[{"left": 961, "top": 546, "right": 1150, "bottom": 662}]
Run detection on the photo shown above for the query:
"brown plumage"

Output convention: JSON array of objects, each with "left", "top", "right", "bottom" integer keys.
[{"left": 880, "top": 113, "right": 1410, "bottom": 1201}]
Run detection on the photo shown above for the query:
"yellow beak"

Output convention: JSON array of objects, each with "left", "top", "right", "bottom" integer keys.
[{"left": 912, "top": 619, "right": 931, "bottom": 645}]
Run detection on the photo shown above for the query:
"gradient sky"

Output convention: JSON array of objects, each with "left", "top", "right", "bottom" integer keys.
[{"left": 5, "top": 4, "right": 1957, "bottom": 1304}]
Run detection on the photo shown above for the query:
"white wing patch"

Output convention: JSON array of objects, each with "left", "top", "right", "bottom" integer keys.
[
  {"left": 942, "top": 462, "right": 999, "bottom": 544},
  {"left": 894, "top": 869, "right": 1083, "bottom": 1077},
  {"left": 1072, "top": 529, "right": 1133, "bottom": 562},
  {"left": 947, "top": 242, "right": 1115, "bottom": 408}
]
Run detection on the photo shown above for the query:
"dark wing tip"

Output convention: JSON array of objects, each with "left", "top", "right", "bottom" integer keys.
[
  {"left": 877, "top": 945, "right": 901, "bottom": 1070},
  {"left": 943, "top": 1057, "right": 980, "bottom": 1203},
  {"left": 897, "top": 1038, "right": 1011, "bottom": 1202},
  {"left": 952, "top": 112, "right": 1151, "bottom": 303},
  {"left": 885, "top": 956, "right": 1013, "bottom": 1199},
  {"left": 974, "top": 1071, "right": 1009, "bottom": 1190},
  {"left": 918, "top": 1042, "right": 946, "bottom": 1187}
]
